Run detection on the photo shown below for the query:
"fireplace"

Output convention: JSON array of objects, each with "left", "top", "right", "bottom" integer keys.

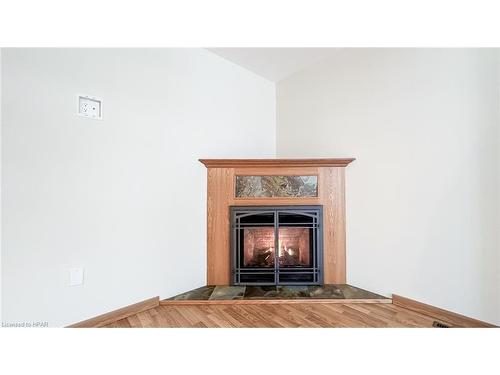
[
  {"left": 231, "top": 206, "right": 323, "bottom": 285},
  {"left": 200, "top": 158, "right": 354, "bottom": 285}
]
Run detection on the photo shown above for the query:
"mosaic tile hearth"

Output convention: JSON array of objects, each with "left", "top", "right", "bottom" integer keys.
[{"left": 168, "top": 284, "right": 386, "bottom": 301}]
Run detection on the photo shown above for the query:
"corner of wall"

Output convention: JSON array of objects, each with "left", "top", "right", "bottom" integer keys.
[{"left": 273, "top": 81, "right": 278, "bottom": 158}]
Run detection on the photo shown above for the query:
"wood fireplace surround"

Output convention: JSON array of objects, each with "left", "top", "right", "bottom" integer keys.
[{"left": 199, "top": 158, "right": 355, "bottom": 285}]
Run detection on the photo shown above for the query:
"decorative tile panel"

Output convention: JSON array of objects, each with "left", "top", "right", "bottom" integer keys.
[{"left": 235, "top": 175, "right": 318, "bottom": 198}]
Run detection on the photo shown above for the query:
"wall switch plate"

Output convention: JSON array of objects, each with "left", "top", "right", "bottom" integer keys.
[
  {"left": 77, "top": 94, "right": 102, "bottom": 119},
  {"left": 69, "top": 267, "right": 84, "bottom": 286}
]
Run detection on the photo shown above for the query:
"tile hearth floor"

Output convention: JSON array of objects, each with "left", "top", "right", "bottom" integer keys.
[{"left": 166, "top": 284, "right": 386, "bottom": 301}]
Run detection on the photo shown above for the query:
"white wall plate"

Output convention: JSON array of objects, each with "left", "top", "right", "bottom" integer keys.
[
  {"left": 77, "top": 94, "right": 102, "bottom": 120},
  {"left": 69, "top": 267, "right": 84, "bottom": 286}
]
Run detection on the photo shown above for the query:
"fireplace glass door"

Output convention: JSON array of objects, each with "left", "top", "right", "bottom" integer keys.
[{"left": 231, "top": 206, "right": 323, "bottom": 285}]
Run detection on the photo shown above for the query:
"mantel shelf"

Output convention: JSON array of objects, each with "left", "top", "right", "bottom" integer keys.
[{"left": 199, "top": 158, "right": 355, "bottom": 168}]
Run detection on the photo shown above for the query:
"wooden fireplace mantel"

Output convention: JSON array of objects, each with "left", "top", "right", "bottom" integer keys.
[
  {"left": 200, "top": 158, "right": 355, "bottom": 285},
  {"left": 199, "top": 158, "right": 355, "bottom": 168}
]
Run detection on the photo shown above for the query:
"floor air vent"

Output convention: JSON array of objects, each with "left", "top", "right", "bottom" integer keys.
[{"left": 433, "top": 321, "right": 451, "bottom": 328}]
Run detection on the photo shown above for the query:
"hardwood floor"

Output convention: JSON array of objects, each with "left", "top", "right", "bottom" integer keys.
[{"left": 103, "top": 302, "right": 440, "bottom": 328}]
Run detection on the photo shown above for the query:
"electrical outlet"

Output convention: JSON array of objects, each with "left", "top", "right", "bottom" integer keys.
[
  {"left": 69, "top": 267, "right": 84, "bottom": 286},
  {"left": 77, "top": 95, "right": 102, "bottom": 120}
]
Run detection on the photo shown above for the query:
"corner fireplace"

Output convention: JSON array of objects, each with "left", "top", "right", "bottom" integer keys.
[{"left": 230, "top": 206, "right": 323, "bottom": 285}]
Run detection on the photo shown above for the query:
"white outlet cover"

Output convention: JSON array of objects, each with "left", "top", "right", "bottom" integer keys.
[
  {"left": 69, "top": 267, "right": 84, "bottom": 286},
  {"left": 77, "top": 94, "right": 102, "bottom": 120}
]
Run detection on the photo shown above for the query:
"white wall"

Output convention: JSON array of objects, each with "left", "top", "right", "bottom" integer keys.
[
  {"left": 277, "top": 49, "right": 500, "bottom": 325},
  {"left": 1, "top": 48, "right": 275, "bottom": 327}
]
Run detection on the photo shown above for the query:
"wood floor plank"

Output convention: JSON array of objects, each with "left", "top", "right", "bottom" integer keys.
[
  {"left": 286, "top": 304, "right": 339, "bottom": 327},
  {"left": 162, "top": 306, "right": 192, "bottom": 327},
  {"left": 207, "top": 306, "right": 242, "bottom": 327},
  {"left": 245, "top": 305, "right": 302, "bottom": 328},
  {"left": 392, "top": 295, "right": 496, "bottom": 328},
  {"left": 301, "top": 303, "right": 368, "bottom": 327},
  {"left": 153, "top": 307, "right": 176, "bottom": 327},
  {"left": 136, "top": 311, "right": 155, "bottom": 328},
  {"left": 100, "top": 302, "right": 488, "bottom": 328},
  {"left": 126, "top": 314, "right": 144, "bottom": 328},
  {"left": 348, "top": 303, "right": 405, "bottom": 327},
  {"left": 68, "top": 296, "right": 160, "bottom": 328},
  {"left": 382, "top": 304, "right": 437, "bottom": 327}
]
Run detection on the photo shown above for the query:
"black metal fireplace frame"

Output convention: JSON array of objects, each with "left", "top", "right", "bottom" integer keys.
[{"left": 230, "top": 205, "right": 323, "bottom": 286}]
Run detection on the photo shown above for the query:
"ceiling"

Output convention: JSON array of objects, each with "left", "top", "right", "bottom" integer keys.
[{"left": 208, "top": 48, "right": 342, "bottom": 82}]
